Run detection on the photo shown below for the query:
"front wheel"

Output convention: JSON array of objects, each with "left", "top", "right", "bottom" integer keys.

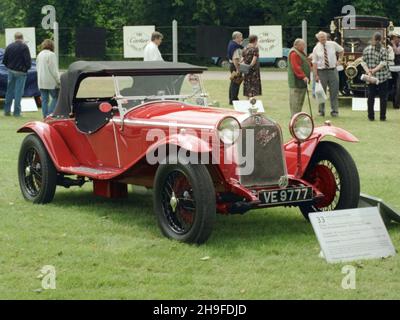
[
  {"left": 300, "top": 142, "right": 360, "bottom": 220},
  {"left": 153, "top": 160, "right": 216, "bottom": 244},
  {"left": 18, "top": 134, "right": 57, "bottom": 204}
]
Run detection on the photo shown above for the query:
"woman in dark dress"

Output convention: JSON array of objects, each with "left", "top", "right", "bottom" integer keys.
[{"left": 242, "top": 35, "right": 262, "bottom": 98}]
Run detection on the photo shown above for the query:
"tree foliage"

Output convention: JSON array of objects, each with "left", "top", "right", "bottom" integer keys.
[{"left": 1, "top": 0, "right": 400, "bottom": 56}]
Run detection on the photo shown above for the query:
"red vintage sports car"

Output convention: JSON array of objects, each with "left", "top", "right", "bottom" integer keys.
[{"left": 18, "top": 61, "right": 360, "bottom": 244}]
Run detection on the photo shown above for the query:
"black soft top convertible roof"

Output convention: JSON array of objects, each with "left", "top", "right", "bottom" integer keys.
[{"left": 53, "top": 61, "right": 207, "bottom": 117}]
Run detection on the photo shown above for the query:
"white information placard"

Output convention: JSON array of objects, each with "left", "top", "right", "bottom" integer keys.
[
  {"left": 11, "top": 98, "right": 38, "bottom": 113},
  {"left": 5, "top": 27, "right": 36, "bottom": 58},
  {"left": 123, "top": 26, "right": 155, "bottom": 58},
  {"left": 233, "top": 100, "right": 265, "bottom": 114},
  {"left": 310, "top": 208, "right": 396, "bottom": 264},
  {"left": 352, "top": 97, "right": 380, "bottom": 112},
  {"left": 249, "top": 25, "right": 282, "bottom": 58}
]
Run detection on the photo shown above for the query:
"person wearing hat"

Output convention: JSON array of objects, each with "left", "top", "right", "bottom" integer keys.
[{"left": 391, "top": 32, "right": 400, "bottom": 65}]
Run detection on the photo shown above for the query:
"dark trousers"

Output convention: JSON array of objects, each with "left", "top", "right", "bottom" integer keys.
[
  {"left": 368, "top": 81, "right": 388, "bottom": 120},
  {"left": 229, "top": 63, "right": 241, "bottom": 105}
]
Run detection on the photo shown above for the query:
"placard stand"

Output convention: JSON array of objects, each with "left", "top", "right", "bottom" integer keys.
[
  {"left": 310, "top": 207, "right": 396, "bottom": 264},
  {"left": 11, "top": 98, "right": 38, "bottom": 113}
]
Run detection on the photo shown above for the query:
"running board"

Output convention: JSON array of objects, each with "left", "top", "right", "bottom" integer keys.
[
  {"left": 358, "top": 193, "right": 400, "bottom": 224},
  {"left": 61, "top": 166, "right": 119, "bottom": 179}
]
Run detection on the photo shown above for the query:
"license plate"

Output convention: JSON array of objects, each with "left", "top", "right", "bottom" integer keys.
[{"left": 259, "top": 187, "right": 313, "bottom": 205}]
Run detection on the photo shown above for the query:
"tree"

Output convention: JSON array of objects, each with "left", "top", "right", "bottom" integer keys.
[{"left": 2, "top": 0, "right": 400, "bottom": 59}]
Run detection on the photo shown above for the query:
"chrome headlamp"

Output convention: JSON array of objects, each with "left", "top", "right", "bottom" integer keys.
[
  {"left": 218, "top": 117, "right": 241, "bottom": 145},
  {"left": 345, "top": 65, "right": 358, "bottom": 79},
  {"left": 289, "top": 113, "right": 314, "bottom": 142}
]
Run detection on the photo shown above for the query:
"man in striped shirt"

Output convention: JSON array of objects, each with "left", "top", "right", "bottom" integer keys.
[{"left": 312, "top": 31, "right": 344, "bottom": 117}]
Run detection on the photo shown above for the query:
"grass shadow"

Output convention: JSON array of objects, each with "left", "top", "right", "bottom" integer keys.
[{"left": 52, "top": 188, "right": 314, "bottom": 246}]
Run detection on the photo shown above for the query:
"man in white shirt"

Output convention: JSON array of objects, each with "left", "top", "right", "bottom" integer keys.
[
  {"left": 312, "top": 31, "right": 344, "bottom": 117},
  {"left": 143, "top": 32, "right": 164, "bottom": 62}
]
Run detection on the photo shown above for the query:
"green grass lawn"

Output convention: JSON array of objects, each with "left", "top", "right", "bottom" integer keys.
[{"left": 0, "top": 80, "right": 400, "bottom": 299}]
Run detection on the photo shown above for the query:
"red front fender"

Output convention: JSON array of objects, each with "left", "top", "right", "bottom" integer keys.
[
  {"left": 284, "top": 125, "right": 359, "bottom": 177},
  {"left": 18, "top": 122, "right": 79, "bottom": 170}
]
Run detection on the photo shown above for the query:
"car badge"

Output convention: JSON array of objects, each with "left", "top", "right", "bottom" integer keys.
[
  {"left": 278, "top": 176, "right": 289, "bottom": 189},
  {"left": 256, "top": 128, "right": 277, "bottom": 147},
  {"left": 254, "top": 116, "right": 262, "bottom": 126}
]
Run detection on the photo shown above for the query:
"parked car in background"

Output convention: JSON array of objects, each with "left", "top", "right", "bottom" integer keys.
[
  {"left": 332, "top": 15, "right": 400, "bottom": 106},
  {"left": 17, "top": 61, "right": 360, "bottom": 244},
  {"left": 212, "top": 46, "right": 290, "bottom": 69},
  {"left": 0, "top": 48, "right": 41, "bottom": 105}
]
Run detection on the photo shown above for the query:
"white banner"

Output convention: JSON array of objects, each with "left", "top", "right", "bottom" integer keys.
[
  {"left": 123, "top": 26, "right": 155, "bottom": 58},
  {"left": 249, "top": 25, "right": 282, "bottom": 58},
  {"left": 5, "top": 27, "right": 36, "bottom": 58}
]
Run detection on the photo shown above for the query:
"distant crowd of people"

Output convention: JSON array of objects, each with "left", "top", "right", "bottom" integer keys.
[
  {"left": 3, "top": 32, "right": 59, "bottom": 118},
  {"left": 2, "top": 28, "right": 400, "bottom": 122},
  {"left": 227, "top": 29, "right": 400, "bottom": 122},
  {"left": 227, "top": 31, "right": 262, "bottom": 105},
  {"left": 2, "top": 30, "right": 165, "bottom": 119}
]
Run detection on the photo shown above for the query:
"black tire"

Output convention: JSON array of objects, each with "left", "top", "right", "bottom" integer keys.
[
  {"left": 300, "top": 141, "right": 360, "bottom": 220},
  {"left": 153, "top": 159, "right": 216, "bottom": 244},
  {"left": 18, "top": 134, "right": 57, "bottom": 204}
]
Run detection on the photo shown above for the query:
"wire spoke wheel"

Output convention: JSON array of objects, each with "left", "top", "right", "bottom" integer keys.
[
  {"left": 154, "top": 159, "right": 216, "bottom": 244},
  {"left": 23, "top": 148, "right": 43, "bottom": 198},
  {"left": 18, "top": 135, "right": 57, "bottom": 204},
  {"left": 308, "top": 160, "right": 341, "bottom": 212},
  {"left": 300, "top": 142, "right": 360, "bottom": 220},
  {"left": 161, "top": 170, "right": 196, "bottom": 235}
]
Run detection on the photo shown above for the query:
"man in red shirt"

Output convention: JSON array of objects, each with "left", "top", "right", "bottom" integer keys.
[{"left": 288, "top": 39, "right": 311, "bottom": 116}]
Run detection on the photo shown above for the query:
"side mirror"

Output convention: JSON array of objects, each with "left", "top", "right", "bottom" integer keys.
[{"left": 99, "top": 102, "right": 113, "bottom": 113}]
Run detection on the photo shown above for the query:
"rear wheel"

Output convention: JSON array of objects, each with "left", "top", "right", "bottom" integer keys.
[
  {"left": 275, "top": 58, "right": 288, "bottom": 69},
  {"left": 300, "top": 142, "right": 360, "bottom": 220},
  {"left": 18, "top": 134, "right": 57, "bottom": 204},
  {"left": 153, "top": 160, "right": 216, "bottom": 244}
]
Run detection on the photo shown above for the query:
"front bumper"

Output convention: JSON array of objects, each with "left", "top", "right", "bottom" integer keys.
[{"left": 218, "top": 176, "right": 324, "bottom": 214}]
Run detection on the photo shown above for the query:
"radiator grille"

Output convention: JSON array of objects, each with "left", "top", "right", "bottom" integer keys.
[{"left": 238, "top": 115, "right": 287, "bottom": 187}]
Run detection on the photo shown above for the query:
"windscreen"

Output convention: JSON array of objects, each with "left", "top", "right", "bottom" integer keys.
[
  {"left": 343, "top": 29, "right": 384, "bottom": 53},
  {"left": 76, "top": 74, "right": 207, "bottom": 108}
]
